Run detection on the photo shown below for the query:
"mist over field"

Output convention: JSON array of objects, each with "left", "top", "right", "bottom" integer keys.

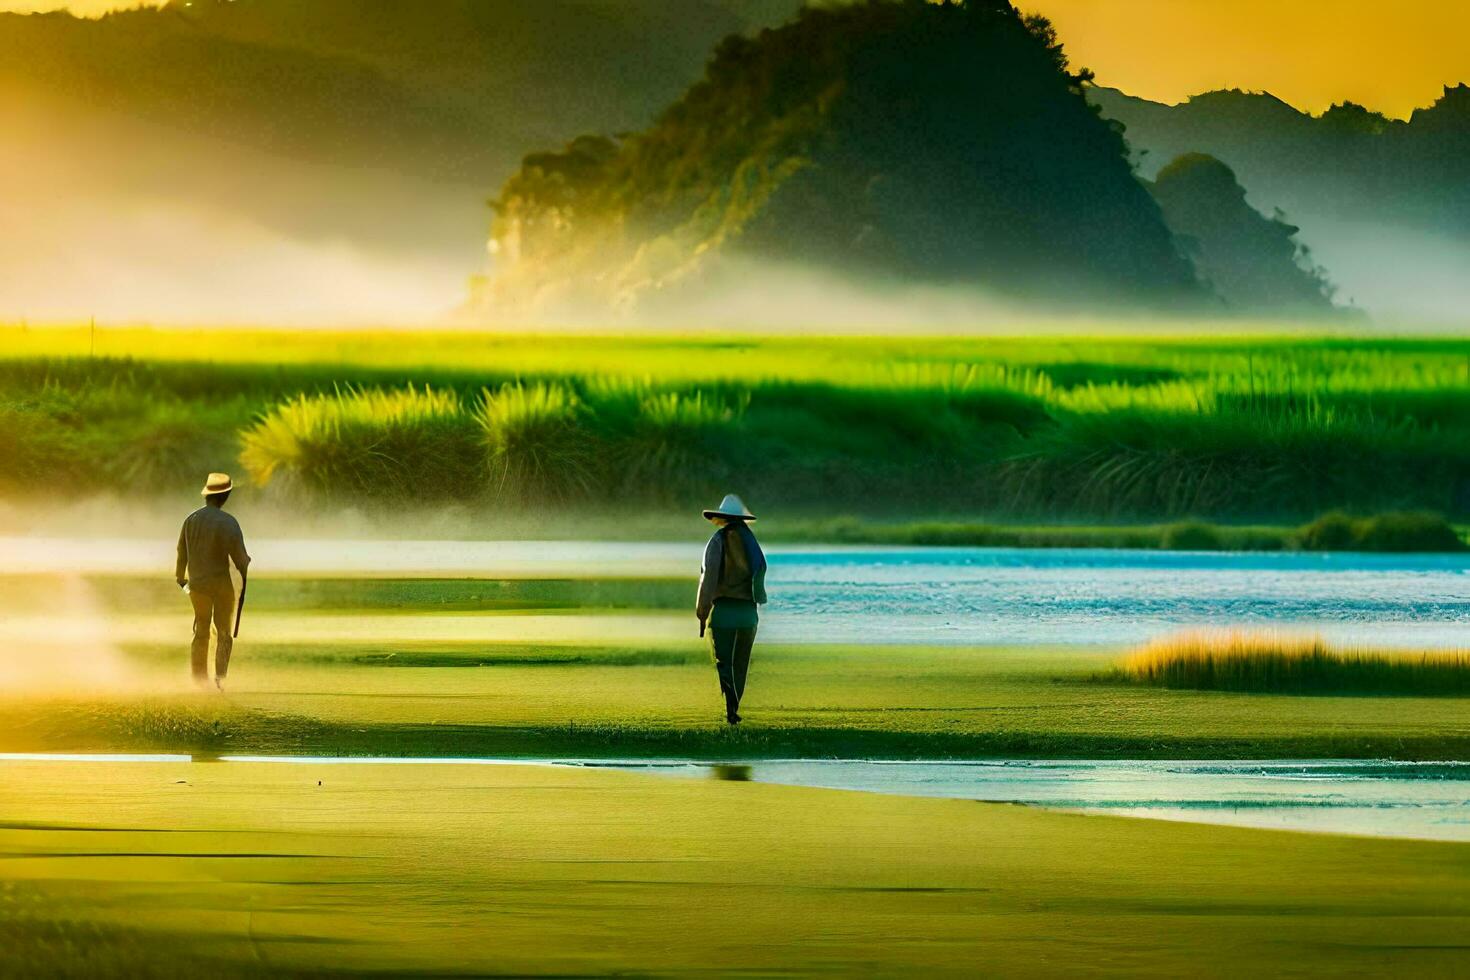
[
  {"left": 1288, "top": 219, "right": 1470, "bottom": 323},
  {"left": 0, "top": 85, "right": 487, "bottom": 324},
  {"left": 0, "top": 0, "right": 803, "bottom": 325},
  {"left": 0, "top": 573, "right": 142, "bottom": 693}
]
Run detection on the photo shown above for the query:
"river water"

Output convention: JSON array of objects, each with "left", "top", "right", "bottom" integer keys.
[
  {"left": 767, "top": 548, "right": 1470, "bottom": 645},
  {"left": 3, "top": 539, "right": 1468, "bottom": 646}
]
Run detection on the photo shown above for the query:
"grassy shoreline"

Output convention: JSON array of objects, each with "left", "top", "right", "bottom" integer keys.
[
  {"left": 13, "top": 703, "right": 1470, "bottom": 762},
  {"left": 8, "top": 640, "right": 1469, "bottom": 761}
]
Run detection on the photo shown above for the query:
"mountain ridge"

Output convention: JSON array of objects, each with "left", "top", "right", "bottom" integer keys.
[{"left": 1089, "top": 82, "right": 1470, "bottom": 319}]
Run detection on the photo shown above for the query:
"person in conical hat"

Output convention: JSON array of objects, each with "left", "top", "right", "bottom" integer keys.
[
  {"left": 175, "top": 473, "right": 251, "bottom": 690},
  {"left": 695, "top": 493, "right": 768, "bottom": 725}
]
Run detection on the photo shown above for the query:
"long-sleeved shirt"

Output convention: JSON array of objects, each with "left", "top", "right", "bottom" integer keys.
[{"left": 176, "top": 506, "right": 251, "bottom": 587}]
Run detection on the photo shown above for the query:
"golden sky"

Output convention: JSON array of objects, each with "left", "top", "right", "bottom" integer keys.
[
  {"left": 1, "top": 0, "right": 160, "bottom": 14},
  {"left": 3, "top": 0, "right": 1466, "bottom": 118},
  {"left": 1034, "top": 0, "right": 1470, "bottom": 117},
  {"left": 1, "top": 0, "right": 155, "bottom": 13}
]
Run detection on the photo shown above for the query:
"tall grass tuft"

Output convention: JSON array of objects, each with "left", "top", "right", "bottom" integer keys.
[
  {"left": 475, "top": 383, "right": 591, "bottom": 503},
  {"left": 605, "top": 384, "right": 742, "bottom": 499},
  {"left": 1114, "top": 630, "right": 1470, "bottom": 695},
  {"left": 240, "top": 385, "right": 476, "bottom": 497},
  {"left": 996, "top": 385, "right": 1470, "bottom": 519}
]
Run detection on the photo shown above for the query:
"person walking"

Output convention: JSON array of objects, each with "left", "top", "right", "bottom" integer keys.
[
  {"left": 696, "top": 494, "right": 767, "bottom": 725},
  {"left": 176, "top": 472, "right": 251, "bottom": 690}
]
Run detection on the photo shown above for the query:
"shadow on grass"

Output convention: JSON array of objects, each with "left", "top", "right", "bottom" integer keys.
[
  {"left": 120, "top": 643, "right": 704, "bottom": 669},
  {"left": 8, "top": 698, "right": 1470, "bottom": 762}
]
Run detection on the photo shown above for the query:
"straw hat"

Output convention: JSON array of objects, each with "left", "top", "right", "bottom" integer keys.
[
  {"left": 201, "top": 472, "right": 233, "bottom": 495},
  {"left": 703, "top": 493, "right": 756, "bottom": 522}
]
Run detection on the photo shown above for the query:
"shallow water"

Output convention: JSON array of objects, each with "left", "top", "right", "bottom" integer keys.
[
  {"left": 3, "top": 538, "right": 1467, "bottom": 646},
  {"left": 593, "top": 758, "right": 1470, "bottom": 841}
]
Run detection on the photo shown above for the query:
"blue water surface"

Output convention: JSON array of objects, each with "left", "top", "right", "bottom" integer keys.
[{"left": 761, "top": 547, "right": 1470, "bottom": 645}]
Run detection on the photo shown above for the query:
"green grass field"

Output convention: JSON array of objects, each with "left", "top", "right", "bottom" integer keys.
[
  {"left": 4, "top": 760, "right": 1470, "bottom": 977},
  {"left": 4, "top": 325, "right": 1470, "bottom": 522},
  {"left": 5, "top": 326, "right": 1469, "bottom": 972}
]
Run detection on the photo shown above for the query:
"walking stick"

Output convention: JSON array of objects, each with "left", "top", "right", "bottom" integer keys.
[{"left": 233, "top": 572, "right": 247, "bottom": 639}]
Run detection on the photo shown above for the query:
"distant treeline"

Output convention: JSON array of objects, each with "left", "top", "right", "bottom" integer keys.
[
  {"left": 790, "top": 513, "right": 1466, "bottom": 553},
  {"left": 1090, "top": 81, "right": 1470, "bottom": 315}
]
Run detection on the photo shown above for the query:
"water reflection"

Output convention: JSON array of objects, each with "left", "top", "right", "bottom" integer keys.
[{"left": 709, "top": 764, "right": 753, "bottom": 782}]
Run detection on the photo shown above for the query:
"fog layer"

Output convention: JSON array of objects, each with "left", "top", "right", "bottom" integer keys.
[{"left": 1, "top": 86, "right": 477, "bottom": 324}]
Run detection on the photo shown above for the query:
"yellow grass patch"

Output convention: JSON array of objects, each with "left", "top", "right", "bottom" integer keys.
[{"left": 1119, "top": 630, "right": 1470, "bottom": 695}]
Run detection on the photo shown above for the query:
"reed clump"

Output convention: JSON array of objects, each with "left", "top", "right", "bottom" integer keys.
[
  {"left": 239, "top": 385, "right": 477, "bottom": 497},
  {"left": 240, "top": 380, "right": 753, "bottom": 504},
  {"left": 1114, "top": 630, "right": 1470, "bottom": 695},
  {"left": 476, "top": 382, "right": 591, "bottom": 502}
]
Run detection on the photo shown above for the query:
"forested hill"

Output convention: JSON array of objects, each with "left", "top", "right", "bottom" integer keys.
[
  {"left": 1, "top": 0, "right": 801, "bottom": 183},
  {"left": 1089, "top": 84, "right": 1470, "bottom": 319},
  {"left": 485, "top": 0, "right": 1207, "bottom": 316}
]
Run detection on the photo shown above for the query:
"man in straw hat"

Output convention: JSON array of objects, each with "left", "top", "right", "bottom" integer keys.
[
  {"left": 696, "top": 493, "right": 767, "bottom": 725},
  {"left": 175, "top": 472, "right": 251, "bottom": 690}
]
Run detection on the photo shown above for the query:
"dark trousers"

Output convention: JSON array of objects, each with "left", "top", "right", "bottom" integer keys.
[
  {"left": 710, "top": 626, "right": 756, "bottom": 719},
  {"left": 189, "top": 581, "right": 235, "bottom": 682}
]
